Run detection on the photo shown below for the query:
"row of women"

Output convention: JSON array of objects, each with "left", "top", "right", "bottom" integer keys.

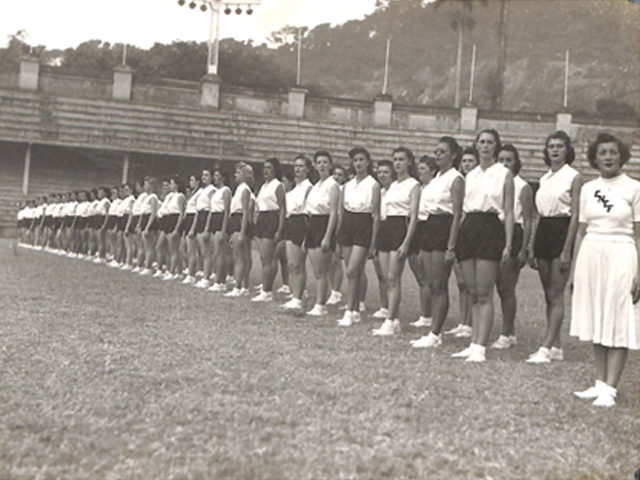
[{"left": 17, "top": 130, "right": 639, "bottom": 407}]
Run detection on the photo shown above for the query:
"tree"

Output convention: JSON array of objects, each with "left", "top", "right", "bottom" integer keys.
[{"left": 434, "top": 0, "right": 487, "bottom": 108}]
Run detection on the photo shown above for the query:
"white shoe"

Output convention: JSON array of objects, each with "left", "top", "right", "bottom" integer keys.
[
  {"left": 196, "top": 270, "right": 204, "bottom": 277},
  {"left": 454, "top": 325, "right": 473, "bottom": 338},
  {"left": 352, "top": 311, "right": 362, "bottom": 324},
  {"left": 527, "top": 347, "right": 551, "bottom": 364},
  {"left": 359, "top": 302, "right": 366, "bottom": 313},
  {"left": 372, "top": 307, "right": 389, "bottom": 319},
  {"left": 281, "top": 298, "right": 303, "bottom": 311},
  {"left": 490, "top": 335, "right": 517, "bottom": 349},
  {"left": 276, "top": 285, "right": 291, "bottom": 295},
  {"left": 550, "top": 347, "right": 564, "bottom": 361},
  {"left": 326, "top": 290, "right": 343, "bottom": 305},
  {"left": 445, "top": 324, "right": 462, "bottom": 335},
  {"left": 411, "top": 332, "right": 442, "bottom": 348},
  {"left": 162, "top": 272, "right": 175, "bottom": 281},
  {"left": 67, "top": 252, "right": 78, "bottom": 258},
  {"left": 120, "top": 264, "right": 132, "bottom": 271},
  {"left": 139, "top": 268, "right": 152, "bottom": 276},
  {"left": 152, "top": 270, "right": 165, "bottom": 278},
  {"left": 306, "top": 304, "right": 328, "bottom": 316},
  {"left": 107, "top": 260, "right": 120, "bottom": 268},
  {"left": 465, "top": 345, "right": 487, "bottom": 363},
  {"left": 194, "top": 279, "right": 210, "bottom": 289},
  {"left": 224, "top": 288, "right": 242, "bottom": 298},
  {"left": 254, "top": 284, "right": 263, "bottom": 291},
  {"left": 131, "top": 266, "right": 141, "bottom": 274},
  {"left": 337, "top": 310, "right": 354, "bottom": 327},
  {"left": 372, "top": 319, "right": 400, "bottom": 336},
  {"left": 239, "top": 288, "right": 250, "bottom": 296},
  {"left": 182, "top": 268, "right": 189, "bottom": 275},
  {"left": 208, "top": 283, "right": 227, "bottom": 292},
  {"left": 93, "top": 257, "right": 106, "bottom": 264},
  {"left": 592, "top": 385, "right": 617, "bottom": 407},
  {"left": 410, "top": 316, "right": 432, "bottom": 327},
  {"left": 574, "top": 380, "right": 607, "bottom": 400},
  {"left": 451, "top": 344, "right": 474, "bottom": 358},
  {"left": 252, "top": 291, "right": 273, "bottom": 303},
  {"left": 182, "top": 275, "right": 197, "bottom": 285}
]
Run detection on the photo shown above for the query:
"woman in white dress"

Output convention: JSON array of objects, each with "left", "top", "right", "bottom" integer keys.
[
  {"left": 207, "top": 169, "right": 233, "bottom": 292},
  {"left": 571, "top": 133, "right": 640, "bottom": 408}
]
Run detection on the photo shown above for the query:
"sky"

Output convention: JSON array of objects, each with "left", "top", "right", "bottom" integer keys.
[{"left": 0, "top": 0, "right": 379, "bottom": 50}]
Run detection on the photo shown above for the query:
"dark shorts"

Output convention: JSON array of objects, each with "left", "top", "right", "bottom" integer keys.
[
  {"left": 208, "top": 212, "right": 224, "bottom": 233},
  {"left": 75, "top": 217, "right": 89, "bottom": 230},
  {"left": 534, "top": 216, "right": 570, "bottom": 260},
  {"left": 283, "top": 215, "right": 307, "bottom": 247},
  {"left": 63, "top": 216, "right": 74, "bottom": 228},
  {"left": 305, "top": 215, "right": 336, "bottom": 251},
  {"left": 255, "top": 211, "right": 280, "bottom": 239},
  {"left": 117, "top": 215, "right": 128, "bottom": 232},
  {"left": 194, "top": 210, "right": 209, "bottom": 235},
  {"left": 337, "top": 211, "right": 373, "bottom": 248},
  {"left": 106, "top": 216, "right": 118, "bottom": 230},
  {"left": 43, "top": 215, "right": 53, "bottom": 228},
  {"left": 161, "top": 213, "right": 180, "bottom": 234},
  {"left": 140, "top": 213, "right": 158, "bottom": 232},
  {"left": 511, "top": 223, "right": 524, "bottom": 257},
  {"left": 51, "top": 218, "right": 62, "bottom": 230},
  {"left": 410, "top": 221, "right": 427, "bottom": 255},
  {"left": 455, "top": 212, "right": 505, "bottom": 262},
  {"left": 376, "top": 216, "right": 408, "bottom": 252},
  {"left": 227, "top": 212, "right": 254, "bottom": 238},
  {"left": 420, "top": 214, "right": 454, "bottom": 253},
  {"left": 180, "top": 213, "right": 195, "bottom": 235},
  {"left": 127, "top": 215, "right": 140, "bottom": 234}
]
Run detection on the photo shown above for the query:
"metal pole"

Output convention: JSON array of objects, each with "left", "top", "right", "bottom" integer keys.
[
  {"left": 122, "top": 154, "right": 130, "bottom": 184},
  {"left": 22, "top": 144, "right": 32, "bottom": 195},
  {"left": 296, "top": 28, "right": 302, "bottom": 85},
  {"left": 207, "top": 2, "right": 221, "bottom": 75},
  {"left": 563, "top": 50, "right": 569, "bottom": 108},
  {"left": 469, "top": 44, "right": 476, "bottom": 103},
  {"left": 382, "top": 37, "right": 391, "bottom": 95}
]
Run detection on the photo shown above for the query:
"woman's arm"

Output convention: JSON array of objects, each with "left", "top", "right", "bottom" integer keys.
[
  {"left": 446, "top": 176, "right": 465, "bottom": 264},
  {"left": 173, "top": 195, "right": 186, "bottom": 236},
  {"left": 370, "top": 182, "right": 381, "bottom": 258},
  {"left": 240, "top": 188, "right": 250, "bottom": 238},
  {"left": 220, "top": 189, "right": 231, "bottom": 237},
  {"left": 145, "top": 197, "right": 159, "bottom": 234},
  {"left": 518, "top": 183, "right": 534, "bottom": 269},
  {"left": 501, "top": 171, "right": 515, "bottom": 266},
  {"left": 633, "top": 222, "right": 640, "bottom": 304},
  {"left": 275, "top": 183, "right": 286, "bottom": 242},
  {"left": 560, "top": 173, "right": 584, "bottom": 272},
  {"left": 322, "top": 183, "right": 340, "bottom": 251},
  {"left": 398, "top": 183, "right": 421, "bottom": 260}
]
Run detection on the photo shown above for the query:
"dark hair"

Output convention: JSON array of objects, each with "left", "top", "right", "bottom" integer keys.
[
  {"left": 475, "top": 129, "right": 502, "bottom": 159},
  {"left": 170, "top": 174, "right": 186, "bottom": 194},
  {"left": 543, "top": 130, "right": 576, "bottom": 166},
  {"left": 498, "top": 144, "right": 522, "bottom": 175},
  {"left": 587, "top": 133, "right": 631, "bottom": 169},
  {"left": 419, "top": 155, "right": 439, "bottom": 176},
  {"left": 348, "top": 147, "right": 374, "bottom": 176},
  {"left": 392, "top": 146, "right": 418, "bottom": 179},
  {"left": 212, "top": 168, "right": 229, "bottom": 187},
  {"left": 437, "top": 136, "right": 463, "bottom": 169},
  {"left": 283, "top": 171, "right": 295, "bottom": 185},
  {"left": 264, "top": 157, "right": 283, "bottom": 181},
  {"left": 99, "top": 186, "right": 111, "bottom": 200},
  {"left": 313, "top": 150, "right": 334, "bottom": 175}
]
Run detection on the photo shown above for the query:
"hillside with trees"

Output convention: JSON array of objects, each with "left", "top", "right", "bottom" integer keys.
[{"left": 1, "top": 0, "right": 638, "bottom": 119}]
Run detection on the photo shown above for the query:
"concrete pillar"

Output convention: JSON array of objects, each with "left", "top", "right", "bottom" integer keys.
[
  {"left": 287, "top": 87, "right": 308, "bottom": 118},
  {"left": 556, "top": 111, "right": 573, "bottom": 133},
  {"left": 113, "top": 65, "right": 134, "bottom": 101},
  {"left": 201, "top": 73, "right": 221, "bottom": 109},
  {"left": 460, "top": 104, "right": 478, "bottom": 132},
  {"left": 22, "top": 144, "right": 32, "bottom": 195},
  {"left": 373, "top": 94, "right": 393, "bottom": 127},
  {"left": 19, "top": 56, "right": 40, "bottom": 91},
  {"left": 121, "top": 154, "right": 130, "bottom": 184}
]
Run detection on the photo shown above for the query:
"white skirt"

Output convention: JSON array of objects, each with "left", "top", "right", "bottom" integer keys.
[{"left": 570, "top": 234, "right": 640, "bottom": 349}]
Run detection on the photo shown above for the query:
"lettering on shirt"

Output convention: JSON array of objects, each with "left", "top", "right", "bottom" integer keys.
[{"left": 594, "top": 189, "right": 613, "bottom": 213}]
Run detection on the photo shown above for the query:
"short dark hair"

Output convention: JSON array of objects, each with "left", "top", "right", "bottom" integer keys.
[
  {"left": 392, "top": 146, "right": 418, "bottom": 179},
  {"left": 543, "top": 130, "right": 575, "bottom": 166},
  {"left": 475, "top": 129, "right": 502, "bottom": 158},
  {"left": 419, "top": 155, "right": 439, "bottom": 176},
  {"left": 437, "top": 136, "right": 463, "bottom": 169},
  {"left": 265, "top": 157, "right": 283, "bottom": 181},
  {"left": 348, "top": 147, "right": 374, "bottom": 176},
  {"left": 587, "top": 133, "right": 631, "bottom": 169},
  {"left": 313, "top": 150, "right": 333, "bottom": 164},
  {"left": 170, "top": 174, "right": 186, "bottom": 193},
  {"left": 499, "top": 144, "right": 522, "bottom": 175}
]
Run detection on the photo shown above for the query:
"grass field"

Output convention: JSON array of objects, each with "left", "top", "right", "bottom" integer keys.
[{"left": 1, "top": 239, "right": 639, "bottom": 480}]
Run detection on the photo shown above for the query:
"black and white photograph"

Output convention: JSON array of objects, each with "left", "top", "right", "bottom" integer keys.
[{"left": 1, "top": 0, "right": 639, "bottom": 478}]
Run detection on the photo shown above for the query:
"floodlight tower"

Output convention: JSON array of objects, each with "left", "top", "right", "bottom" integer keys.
[{"left": 178, "top": 0, "right": 261, "bottom": 76}]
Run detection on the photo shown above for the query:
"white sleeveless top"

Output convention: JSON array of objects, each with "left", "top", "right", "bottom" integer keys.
[
  {"left": 88, "top": 200, "right": 100, "bottom": 216},
  {"left": 132, "top": 193, "right": 148, "bottom": 216},
  {"left": 109, "top": 198, "right": 122, "bottom": 216},
  {"left": 419, "top": 168, "right": 463, "bottom": 220},
  {"left": 54, "top": 203, "right": 65, "bottom": 217},
  {"left": 384, "top": 177, "right": 420, "bottom": 217},
  {"left": 120, "top": 196, "right": 135, "bottom": 215},
  {"left": 64, "top": 201, "right": 77, "bottom": 216},
  {"left": 305, "top": 176, "right": 339, "bottom": 215},
  {"left": 161, "top": 192, "right": 184, "bottom": 216},
  {"left": 463, "top": 163, "right": 511, "bottom": 220},
  {"left": 343, "top": 175, "right": 378, "bottom": 213},
  {"left": 536, "top": 164, "right": 579, "bottom": 217},
  {"left": 95, "top": 198, "right": 110, "bottom": 216},
  {"left": 514, "top": 175, "right": 528, "bottom": 225},
  {"left": 186, "top": 189, "right": 201, "bottom": 214},
  {"left": 76, "top": 201, "right": 91, "bottom": 217},
  {"left": 139, "top": 193, "right": 158, "bottom": 215},
  {"left": 230, "top": 183, "right": 252, "bottom": 214},
  {"left": 286, "top": 179, "right": 312, "bottom": 216},
  {"left": 257, "top": 178, "right": 283, "bottom": 212},
  {"left": 196, "top": 184, "right": 215, "bottom": 212},
  {"left": 210, "top": 186, "right": 231, "bottom": 213}
]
